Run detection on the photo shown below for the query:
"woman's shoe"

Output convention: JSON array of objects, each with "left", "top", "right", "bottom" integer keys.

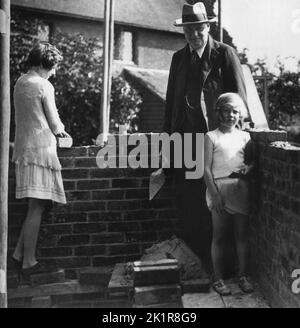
[
  {"left": 21, "top": 262, "right": 57, "bottom": 280},
  {"left": 212, "top": 279, "right": 232, "bottom": 296},
  {"left": 238, "top": 276, "right": 254, "bottom": 293}
]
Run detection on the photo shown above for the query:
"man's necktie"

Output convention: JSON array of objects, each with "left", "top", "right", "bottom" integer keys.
[{"left": 191, "top": 50, "right": 198, "bottom": 65}]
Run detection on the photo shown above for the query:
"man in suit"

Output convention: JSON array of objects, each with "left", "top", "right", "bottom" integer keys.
[{"left": 163, "top": 2, "right": 248, "bottom": 272}]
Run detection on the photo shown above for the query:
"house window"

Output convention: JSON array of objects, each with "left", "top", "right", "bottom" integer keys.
[
  {"left": 114, "top": 27, "right": 135, "bottom": 63},
  {"left": 122, "top": 31, "right": 133, "bottom": 63}
]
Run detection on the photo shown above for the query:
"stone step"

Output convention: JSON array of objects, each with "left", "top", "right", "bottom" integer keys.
[
  {"left": 8, "top": 280, "right": 106, "bottom": 300},
  {"left": 108, "top": 263, "right": 211, "bottom": 298},
  {"left": 8, "top": 269, "right": 67, "bottom": 288},
  {"left": 52, "top": 299, "right": 132, "bottom": 308},
  {"left": 134, "top": 284, "right": 182, "bottom": 306},
  {"left": 133, "top": 264, "right": 180, "bottom": 287},
  {"left": 133, "top": 259, "right": 178, "bottom": 267},
  {"left": 108, "top": 263, "right": 133, "bottom": 299},
  {"left": 28, "top": 269, "right": 66, "bottom": 286},
  {"left": 181, "top": 278, "right": 211, "bottom": 293}
]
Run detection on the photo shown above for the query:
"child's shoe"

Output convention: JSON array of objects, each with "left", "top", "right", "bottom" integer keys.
[
  {"left": 212, "top": 279, "right": 231, "bottom": 296},
  {"left": 238, "top": 276, "right": 254, "bottom": 293}
]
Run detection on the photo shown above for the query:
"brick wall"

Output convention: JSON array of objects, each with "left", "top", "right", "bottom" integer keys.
[
  {"left": 8, "top": 130, "right": 300, "bottom": 307},
  {"left": 249, "top": 130, "right": 300, "bottom": 308},
  {"left": 8, "top": 135, "right": 180, "bottom": 279}
]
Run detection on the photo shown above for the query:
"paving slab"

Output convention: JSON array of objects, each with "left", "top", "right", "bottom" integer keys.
[
  {"left": 182, "top": 289, "right": 225, "bottom": 308},
  {"left": 220, "top": 282, "right": 270, "bottom": 308}
]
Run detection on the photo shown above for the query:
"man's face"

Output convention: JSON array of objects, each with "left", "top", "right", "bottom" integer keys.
[{"left": 183, "top": 23, "right": 210, "bottom": 50}]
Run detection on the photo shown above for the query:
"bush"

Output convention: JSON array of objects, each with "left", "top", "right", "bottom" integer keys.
[
  {"left": 10, "top": 10, "right": 142, "bottom": 146},
  {"left": 249, "top": 57, "right": 300, "bottom": 138},
  {"left": 268, "top": 72, "right": 300, "bottom": 130}
]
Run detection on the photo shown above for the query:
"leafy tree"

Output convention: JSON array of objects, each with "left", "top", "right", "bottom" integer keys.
[{"left": 10, "top": 10, "right": 142, "bottom": 146}]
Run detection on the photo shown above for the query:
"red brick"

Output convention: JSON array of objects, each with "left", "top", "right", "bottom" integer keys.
[
  {"left": 88, "top": 212, "right": 123, "bottom": 222},
  {"left": 86, "top": 146, "right": 102, "bottom": 157},
  {"left": 124, "top": 189, "right": 148, "bottom": 199},
  {"left": 91, "top": 190, "right": 124, "bottom": 200},
  {"left": 107, "top": 222, "right": 139, "bottom": 232},
  {"left": 55, "top": 257, "right": 91, "bottom": 268},
  {"left": 77, "top": 180, "right": 110, "bottom": 190},
  {"left": 140, "top": 220, "right": 174, "bottom": 231},
  {"left": 111, "top": 178, "right": 141, "bottom": 188},
  {"left": 58, "top": 147, "right": 88, "bottom": 157},
  {"left": 74, "top": 245, "right": 106, "bottom": 256},
  {"left": 107, "top": 200, "right": 141, "bottom": 211},
  {"left": 74, "top": 157, "right": 98, "bottom": 168},
  {"left": 58, "top": 234, "right": 90, "bottom": 246},
  {"left": 92, "top": 256, "right": 125, "bottom": 267},
  {"left": 89, "top": 168, "right": 124, "bottom": 179},
  {"left": 53, "top": 213, "right": 88, "bottom": 223},
  {"left": 60, "top": 157, "right": 76, "bottom": 169},
  {"left": 107, "top": 244, "right": 140, "bottom": 256},
  {"left": 42, "top": 224, "right": 72, "bottom": 235},
  {"left": 123, "top": 210, "right": 157, "bottom": 220},
  {"left": 73, "top": 223, "right": 106, "bottom": 234},
  {"left": 126, "top": 231, "right": 157, "bottom": 243},
  {"left": 66, "top": 191, "right": 91, "bottom": 201},
  {"left": 72, "top": 201, "right": 106, "bottom": 212},
  {"left": 38, "top": 247, "right": 73, "bottom": 257},
  {"left": 91, "top": 233, "right": 124, "bottom": 244},
  {"left": 62, "top": 169, "right": 89, "bottom": 180},
  {"left": 63, "top": 180, "right": 76, "bottom": 191}
]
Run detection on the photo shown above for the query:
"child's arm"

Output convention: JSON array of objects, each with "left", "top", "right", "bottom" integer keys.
[{"left": 204, "top": 135, "right": 224, "bottom": 214}]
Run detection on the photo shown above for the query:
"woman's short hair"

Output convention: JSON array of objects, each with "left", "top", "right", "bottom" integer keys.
[
  {"left": 216, "top": 93, "right": 248, "bottom": 118},
  {"left": 26, "top": 43, "right": 63, "bottom": 70}
]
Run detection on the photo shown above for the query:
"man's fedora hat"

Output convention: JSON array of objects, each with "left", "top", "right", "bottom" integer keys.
[{"left": 174, "top": 2, "right": 216, "bottom": 27}]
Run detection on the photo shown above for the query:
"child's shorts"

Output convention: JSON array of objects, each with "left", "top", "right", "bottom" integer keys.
[{"left": 206, "top": 177, "right": 249, "bottom": 216}]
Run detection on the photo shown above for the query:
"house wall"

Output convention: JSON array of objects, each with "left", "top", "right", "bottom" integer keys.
[
  {"left": 136, "top": 29, "right": 185, "bottom": 70},
  {"left": 13, "top": 7, "right": 185, "bottom": 70}
]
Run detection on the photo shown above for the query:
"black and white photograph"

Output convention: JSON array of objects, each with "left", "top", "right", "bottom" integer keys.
[{"left": 0, "top": 0, "right": 299, "bottom": 312}]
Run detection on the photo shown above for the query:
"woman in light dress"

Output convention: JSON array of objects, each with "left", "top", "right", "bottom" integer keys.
[{"left": 11, "top": 43, "right": 70, "bottom": 279}]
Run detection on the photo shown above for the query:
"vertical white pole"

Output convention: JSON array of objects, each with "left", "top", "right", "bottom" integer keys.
[
  {"left": 99, "top": 0, "right": 111, "bottom": 145},
  {"left": 0, "top": 0, "right": 11, "bottom": 309},
  {"left": 218, "top": 0, "right": 223, "bottom": 42}
]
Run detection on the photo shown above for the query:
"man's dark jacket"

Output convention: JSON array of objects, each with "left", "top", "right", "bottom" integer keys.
[{"left": 163, "top": 35, "right": 247, "bottom": 134}]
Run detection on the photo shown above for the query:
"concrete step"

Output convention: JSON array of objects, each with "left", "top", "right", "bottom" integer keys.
[
  {"left": 134, "top": 284, "right": 182, "bottom": 307},
  {"left": 8, "top": 279, "right": 108, "bottom": 308}
]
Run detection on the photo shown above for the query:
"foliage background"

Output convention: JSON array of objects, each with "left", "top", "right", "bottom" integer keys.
[
  {"left": 10, "top": 10, "right": 142, "bottom": 146},
  {"left": 10, "top": 8, "right": 300, "bottom": 145}
]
